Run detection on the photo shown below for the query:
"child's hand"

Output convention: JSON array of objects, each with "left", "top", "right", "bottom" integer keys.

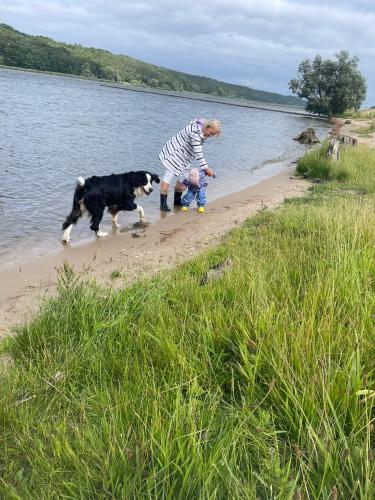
[{"left": 204, "top": 167, "right": 214, "bottom": 177}]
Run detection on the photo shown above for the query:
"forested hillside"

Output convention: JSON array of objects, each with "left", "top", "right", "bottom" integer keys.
[{"left": 0, "top": 24, "right": 303, "bottom": 106}]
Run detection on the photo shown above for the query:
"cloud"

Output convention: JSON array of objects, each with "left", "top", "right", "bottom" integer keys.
[{"left": 0, "top": 0, "right": 374, "bottom": 104}]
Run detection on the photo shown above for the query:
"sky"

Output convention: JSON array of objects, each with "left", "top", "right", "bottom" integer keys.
[{"left": 1, "top": 0, "right": 374, "bottom": 106}]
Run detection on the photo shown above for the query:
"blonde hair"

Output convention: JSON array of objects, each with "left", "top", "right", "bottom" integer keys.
[{"left": 203, "top": 119, "right": 221, "bottom": 137}]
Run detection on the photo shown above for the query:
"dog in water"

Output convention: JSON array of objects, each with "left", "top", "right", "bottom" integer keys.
[{"left": 62, "top": 170, "right": 160, "bottom": 243}]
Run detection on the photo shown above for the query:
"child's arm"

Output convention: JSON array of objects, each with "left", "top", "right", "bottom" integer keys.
[{"left": 202, "top": 167, "right": 214, "bottom": 177}]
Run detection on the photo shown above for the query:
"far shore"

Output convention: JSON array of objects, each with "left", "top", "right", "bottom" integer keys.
[
  {"left": 0, "top": 65, "right": 314, "bottom": 117},
  {"left": 102, "top": 83, "right": 315, "bottom": 117}
]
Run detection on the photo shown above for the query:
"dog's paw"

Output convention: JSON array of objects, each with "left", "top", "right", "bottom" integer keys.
[
  {"left": 96, "top": 231, "right": 108, "bottom": 238},
  {"left": 61, "top": 237, "right": 70, "bottom": 245},
  {"left": 112, "top": 222, "right": 120, "bottom": 228}
]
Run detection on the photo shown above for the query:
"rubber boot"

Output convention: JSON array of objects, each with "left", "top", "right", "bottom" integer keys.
[
  {"left": 174, "top": 191, "right": 183, "bottom": 206},
  {"left": 160, "top": 193, "right": 171, "bottom": 212}
]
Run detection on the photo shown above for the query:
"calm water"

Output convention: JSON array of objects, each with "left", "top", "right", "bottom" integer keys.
[{"left": 0, "top": 68, "right": 329, "bottom": 266}]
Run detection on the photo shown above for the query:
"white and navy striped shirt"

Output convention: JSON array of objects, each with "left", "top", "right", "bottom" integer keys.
[{"left": 159, "top": 118, "right": 207, "bottom": 174}]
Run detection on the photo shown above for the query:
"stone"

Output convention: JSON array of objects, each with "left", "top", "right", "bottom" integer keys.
[{"left": 293, "top": 128, "right": 320, "bottom": 144}]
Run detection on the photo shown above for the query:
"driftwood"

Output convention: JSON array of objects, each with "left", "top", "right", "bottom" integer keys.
[
  {"left": 339, "top": 135, "right": 357, "bottom": 146},
  {"left": 293, "top": 128, "right": 320, "bottom": 144},
  {"left": 326, "top": 139, "right": 340, "bottom": 161}
]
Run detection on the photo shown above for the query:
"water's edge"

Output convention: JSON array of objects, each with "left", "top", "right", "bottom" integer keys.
[{"left": 0, "top": 154, "right": 305, "bottom": 271}]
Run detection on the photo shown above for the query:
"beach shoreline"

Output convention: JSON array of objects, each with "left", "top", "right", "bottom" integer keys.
[
  {"left": 0, "top": 164, "right": 310, "bottom": 338},
  {"left": 0, "top": 153, "right": 306, "bottom": 270},
  {"left": 0, "top": 65, "right": 307, "bottom": 114}
]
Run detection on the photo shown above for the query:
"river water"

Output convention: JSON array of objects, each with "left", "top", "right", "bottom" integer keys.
[{"left": 0, "top": 68, "right": 329, "bottom": 267}]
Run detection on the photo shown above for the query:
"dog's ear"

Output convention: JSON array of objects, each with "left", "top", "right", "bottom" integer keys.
[{"left": 151, "top": 173, "right": 160, "bottom": 184}]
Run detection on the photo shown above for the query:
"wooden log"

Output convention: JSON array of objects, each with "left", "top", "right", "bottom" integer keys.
[
  {"left": 326, "top": 139, "right": 340, "bottom": 160},
  {"left": 339, "top": 135, "right": 357, "bottom": 146}
]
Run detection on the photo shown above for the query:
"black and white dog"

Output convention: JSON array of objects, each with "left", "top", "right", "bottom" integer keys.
[{"left": 62, "top": 171, "right": 160, "bottom": 243}]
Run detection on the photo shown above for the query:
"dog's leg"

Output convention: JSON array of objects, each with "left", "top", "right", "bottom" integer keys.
[
  {"left": 108, "top": 206, "right": 120, "bottom": 228},
  {"left": 89, "top": 207, "right": 108, "bottom": 238},
  {"left": 136, "top": 205, "right": 145, "bottom": 222},
  {"left": 62, "top": 224, "right": 74, "bottom": 243},
  {"left": 62, "top": 206, "right": 84, "bottom": 243},
  {"left": 111, "top": 211, "right": 120, "bottom": 228}
]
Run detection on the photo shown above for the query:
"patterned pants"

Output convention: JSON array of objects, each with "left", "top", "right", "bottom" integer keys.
[{"left": 181, "top": 188, "right": 206, "bottom": 208}]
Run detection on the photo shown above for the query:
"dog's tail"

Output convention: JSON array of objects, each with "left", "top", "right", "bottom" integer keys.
[
  {"left": 72, "top": 176, "right": 85, "bottom": 209},
  {"left": 62, "top": 177, "right": 86, "bottom": 230},
  {"left": 74, "top": 177, "right": 86, "bottom": 204},
  {"left": 77, "top": 176, "right": 85, "bottom": 187},
  {"left": 75, "top": 176, "right": 85, "bottom": 201}
]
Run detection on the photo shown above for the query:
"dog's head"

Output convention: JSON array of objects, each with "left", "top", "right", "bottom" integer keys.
[{"left": 127, "top": 171, "right": 160, "bottom": 196}]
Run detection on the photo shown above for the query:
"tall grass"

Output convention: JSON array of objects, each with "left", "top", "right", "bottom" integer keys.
[
  {"left": 296, "top": 143, "right": 375, "bottom": 193},
  {"left": 342, "top": 109, "right": 375, "bottom": 120},
  {"left": 354, "top": 122, "right": 375, "bottom": 137},
  {"left": 1, "top": 145, "right": 375, "bottom": 498}
]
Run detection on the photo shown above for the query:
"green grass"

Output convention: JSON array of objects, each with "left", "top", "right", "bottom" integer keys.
[
  {"left": 1, "top": 145, "right": 375, "bottom": 498},
  {"left": 296, "top": 142, "right": 375, "bottom": 193},
  {"left": 342, "top": 109, "right": 375, "bottom": 120},
  {"left": 110, "top": 268, "right": 123, "bottom": 280},
  {"left": 354, "top": 122, "right": 375, "bottom": 136}
]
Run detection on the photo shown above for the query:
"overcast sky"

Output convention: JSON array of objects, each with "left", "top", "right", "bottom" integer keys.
[{"left": 1, "top": 0, "right": 374, "bottom": 106}]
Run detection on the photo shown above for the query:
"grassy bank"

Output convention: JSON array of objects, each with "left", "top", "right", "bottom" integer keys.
[
  {"left": 342, "top": 109, "right": 375, "bottom": 120},
  {"left": 1, "top": 145, "right": 375, "bottom": 498},
  {"left": 354, "top": 122, "right": 375, "bottom": 137}
]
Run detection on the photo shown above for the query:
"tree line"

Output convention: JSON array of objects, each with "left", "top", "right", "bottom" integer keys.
[{"left": 0, "top": 23, "right": 302, "bottom": 107}]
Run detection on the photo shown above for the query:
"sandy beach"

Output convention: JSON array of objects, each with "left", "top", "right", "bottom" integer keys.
[{"left": 0, "top": 165, "right": 310, "bottom": 338}]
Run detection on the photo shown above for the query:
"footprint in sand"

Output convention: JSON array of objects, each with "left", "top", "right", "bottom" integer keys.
[
  {"left": 120, "top": 221, "right": 150, "bottom": 234},
  {"left": 133, "top": 221, "right": 150, "bottom": 228},
  {"left": 159, "top": 228, "right": 183, "bottom": 242}
]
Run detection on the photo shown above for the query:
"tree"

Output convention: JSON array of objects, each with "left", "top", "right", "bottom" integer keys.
[
  {"left": 81, "top": 62, "right": 93, "bottom": 77},
  {"left": 289, "top": 51, "right": 367, "bottom": 116},
  {"left": 0, "top": 23, "right": 303, "bottom": 107}
]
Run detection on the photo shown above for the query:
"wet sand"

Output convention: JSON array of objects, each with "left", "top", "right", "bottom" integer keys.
[{"left": 0, "top": 165, "right": 310, "bottom": 338}]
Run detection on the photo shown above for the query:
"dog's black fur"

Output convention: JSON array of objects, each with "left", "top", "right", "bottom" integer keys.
[{"left": 62, "top": 170, "right": 160, "bottom": 242}]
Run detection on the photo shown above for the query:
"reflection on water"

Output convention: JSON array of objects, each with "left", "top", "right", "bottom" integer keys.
[{"left": 0, "top": 68, "right": 329, "bottom": 266}]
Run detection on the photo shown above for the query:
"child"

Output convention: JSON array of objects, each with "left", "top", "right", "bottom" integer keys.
[{"left": 181, "top": 167, "right": 215, "bottom": 213}]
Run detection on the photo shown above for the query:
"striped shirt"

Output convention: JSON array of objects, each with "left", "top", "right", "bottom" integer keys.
[{"left": 159, "top": 118, "right": 207, "bottom": 174}]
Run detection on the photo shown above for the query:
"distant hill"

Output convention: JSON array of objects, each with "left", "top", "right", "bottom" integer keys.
[{"left": 0, "top": 23, "right": 303, "bottom": 107}]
